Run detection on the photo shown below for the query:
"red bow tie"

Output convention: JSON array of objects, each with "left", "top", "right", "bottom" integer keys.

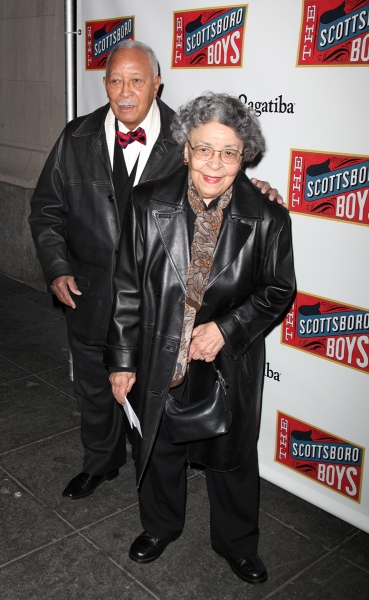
[{"left": 116, "top": 127, "right": 146, "bottom": 149}]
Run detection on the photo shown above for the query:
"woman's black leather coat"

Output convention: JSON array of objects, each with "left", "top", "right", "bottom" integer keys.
[{"left": 104, "top": 166, "right": 295, "bottom": 485}]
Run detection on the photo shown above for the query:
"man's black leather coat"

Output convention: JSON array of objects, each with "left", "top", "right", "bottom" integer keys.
[
  {"left": 104, "top": 166, "right": 296, "bottom": 485},
  {"left": 29, "top": 99, "right": 182, "bottom": 345}
]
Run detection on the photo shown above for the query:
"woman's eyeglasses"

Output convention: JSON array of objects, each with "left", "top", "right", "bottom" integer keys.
[{"left": 188, "top": 142, "right": 243, "bottom": 164}]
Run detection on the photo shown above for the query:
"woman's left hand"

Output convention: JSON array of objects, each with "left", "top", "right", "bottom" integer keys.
[{"left": 189, "top": 322, "right": 225, "bottom": 362}]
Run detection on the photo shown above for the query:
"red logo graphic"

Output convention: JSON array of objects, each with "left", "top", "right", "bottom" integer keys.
[
  {"left": 297, "top": 0, "right": 369, "bottom": 66},
  {"left": 172, "top": 5, "right": 247, "bottom": 68},
  {"left": 276, "top": 412, "right": 364, "bottom": 502},
  {"left": 288, "top": 150, "right": 369, "bottom": 226},
  {"left": 85, "top": 17, "right": 134, "bottom": 70},
  {"left": 282, "top": 292, "right": 369, "bottom": 374}
]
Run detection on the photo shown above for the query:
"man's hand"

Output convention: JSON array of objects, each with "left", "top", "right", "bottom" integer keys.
[
  {"left": 51, "top": 276, "right": 82, "bottom": 308},
  {"left": 251, "top": 178, "right": 286, "bottom": 206},
  {"left": 189, "top": 322, "right": 225, "bottom": 363},
  {"left": 109, "top": 372, "right": 136, "bottom": 405}
]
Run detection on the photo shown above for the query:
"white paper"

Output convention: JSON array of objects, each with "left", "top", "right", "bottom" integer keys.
[{"left": 123, "top": 397, "right": 142, "bottom": 437}]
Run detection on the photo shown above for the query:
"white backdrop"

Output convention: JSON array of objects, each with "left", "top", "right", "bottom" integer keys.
[{"left": 76, "top": 0, "right": 369, "bottom": 532}]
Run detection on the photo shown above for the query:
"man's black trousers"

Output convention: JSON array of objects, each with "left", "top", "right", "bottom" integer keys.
[{"left": 68, "top": 332, "right": 126, "bottom": 475}]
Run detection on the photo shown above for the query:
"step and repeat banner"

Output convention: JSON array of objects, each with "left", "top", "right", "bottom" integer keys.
[{"left": 76, "top": 0, "right": 369, "bottom": 532}]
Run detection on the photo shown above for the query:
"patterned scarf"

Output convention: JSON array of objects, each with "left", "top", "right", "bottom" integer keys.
[{"left": 171, "top": 174, "right": 233, "bottom": 387}]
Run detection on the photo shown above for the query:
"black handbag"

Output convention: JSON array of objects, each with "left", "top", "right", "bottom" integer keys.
[{"left": 165, "top": 365, "right": 232, "bottom": 443}]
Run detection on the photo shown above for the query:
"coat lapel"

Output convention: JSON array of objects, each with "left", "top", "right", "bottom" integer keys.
[
  {"left": 73, "top": 103, "right": 113, "bottom": 183},
  {"left": 207, "top": 171, "right": 264, "bottom": 288},
  {"left": 154, "top": 208, "right": 190, "bottom": 293},
  {"left": 138, "top": 98, "right": 180, "bottom": 184},
  {"left": 91, "top": 133, "right": 113, "bottom": 186},
  {"left": 152, "top": 167, "right": 190, "bottom": 293},
  {"left": 207, "top": 217, "right": 253, "bottom": 288},
  {"left": 139, "top": 142, "right": 169, "bottom": 184}
]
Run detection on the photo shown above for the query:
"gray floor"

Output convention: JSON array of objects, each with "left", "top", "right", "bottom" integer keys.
[{"left": 0, "top": 272, "right": 368, "bottom": 600}]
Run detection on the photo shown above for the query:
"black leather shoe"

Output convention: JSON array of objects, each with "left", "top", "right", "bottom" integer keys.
[
  {"left": 62, "top": 469, "right": 119, "bottom": 499},
  {"left": 212, "top": 546, "right": 268, "bottom": 584},
  {"left": 129, "top": 531, "right": 181, "bottom": 564}
]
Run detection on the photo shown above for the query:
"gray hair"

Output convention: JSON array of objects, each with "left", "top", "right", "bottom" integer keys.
[
  {"left": 171, "top": 92, "right": 265, "bottom": 164},
  {"left": 105, "top": 40, "right": 159, "bottom": 79}
]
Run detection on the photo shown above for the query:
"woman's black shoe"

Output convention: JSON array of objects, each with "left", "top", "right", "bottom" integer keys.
[{"left": 212, "top": 546, "right": 268, "bottom": 584}]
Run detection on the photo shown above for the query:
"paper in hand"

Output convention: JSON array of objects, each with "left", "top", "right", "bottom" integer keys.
[{"left": 123, "top": 397, "right": 142, "bottom": 437}]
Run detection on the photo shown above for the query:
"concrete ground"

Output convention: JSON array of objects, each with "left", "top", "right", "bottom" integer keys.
[{"left": 0, "top": 272, "right": 368, "bottom": 599}]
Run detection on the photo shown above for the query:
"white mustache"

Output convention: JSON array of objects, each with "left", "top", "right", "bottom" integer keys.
[{"left": 117, "top": 101, "right": 137, "bottom": 107}]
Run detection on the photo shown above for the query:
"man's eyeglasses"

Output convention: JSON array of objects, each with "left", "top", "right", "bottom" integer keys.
[{"left": 188, "top": 142, "right": 243, "bottom": 164}]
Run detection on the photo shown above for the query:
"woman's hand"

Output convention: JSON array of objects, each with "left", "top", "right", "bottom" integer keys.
[
  {"left": 189, "top": 322, "right": 225, "bottom": 362},
  {"left": 109, "top": 372, "right": 136, "bottom": 405}
]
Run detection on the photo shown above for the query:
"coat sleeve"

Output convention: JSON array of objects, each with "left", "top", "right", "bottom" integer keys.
[
  {"left": 214, "top": 208, "right": 295, "bottom": 359},
  {"left": 28, "top": 132, "right": 73, "bottom": 289},
  {"left": 104, "top": 195, "right": 143, "bottom": 370}
]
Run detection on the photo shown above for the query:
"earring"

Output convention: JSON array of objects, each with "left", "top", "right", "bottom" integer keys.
[{"left": 183, "top": 158, "right": 189, "bottom": 166}]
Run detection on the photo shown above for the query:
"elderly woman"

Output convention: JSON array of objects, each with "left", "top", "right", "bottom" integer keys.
[{"left": 104, "top": 92, "right": 295, "bottom": 585}]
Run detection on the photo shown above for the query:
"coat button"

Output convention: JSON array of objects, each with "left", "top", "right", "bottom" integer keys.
[
  {"left": 108, "top": 195, "right": 114, "bottom": 202},
  {"left": 115, "top": 249, "right": 118, "bottom": 255}
]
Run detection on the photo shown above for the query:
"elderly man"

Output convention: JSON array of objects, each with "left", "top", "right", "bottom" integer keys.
[{"left": 29, "top": 40, "right": 281, "bottom": 500}]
